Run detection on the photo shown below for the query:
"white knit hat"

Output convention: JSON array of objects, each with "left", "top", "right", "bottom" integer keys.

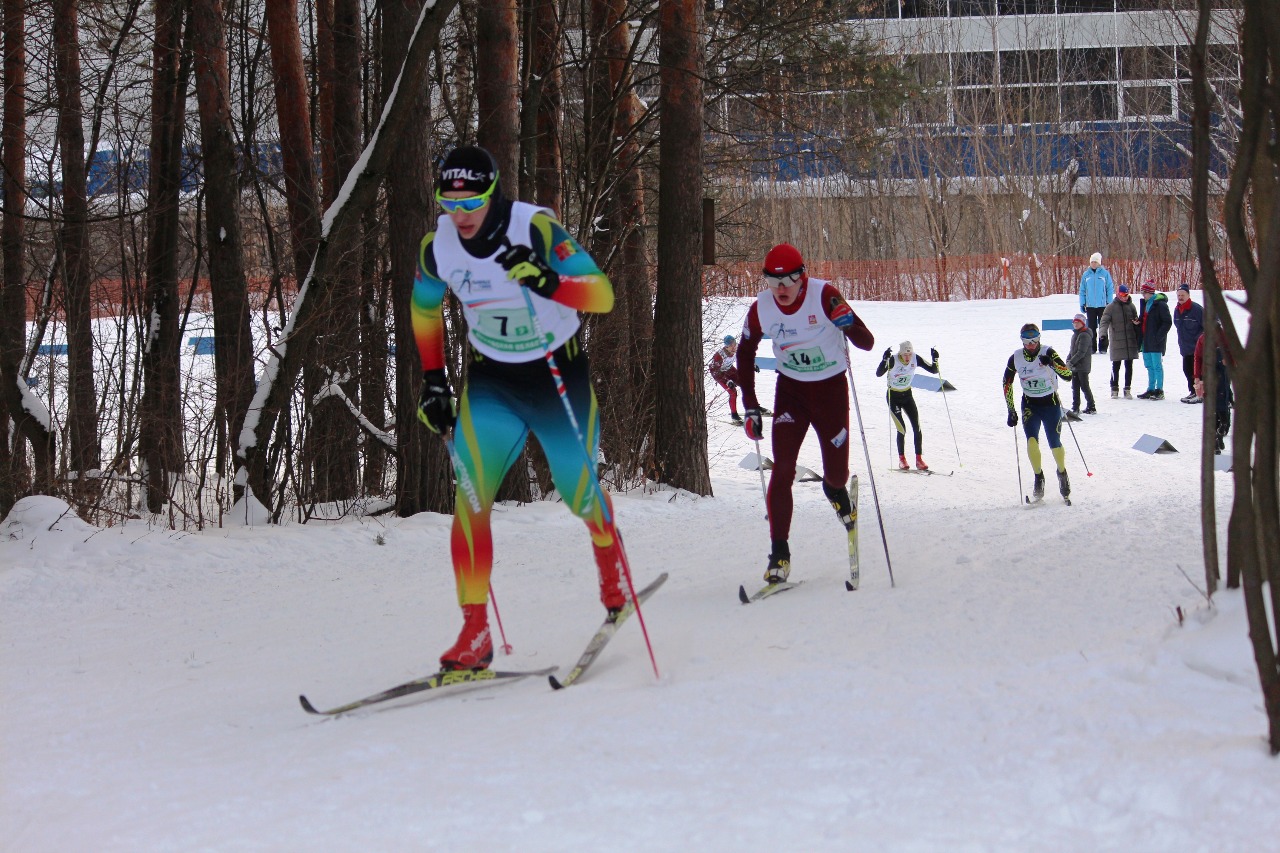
[{"left": 1089, "top": 252, "right": 1102, "bottom": 265}]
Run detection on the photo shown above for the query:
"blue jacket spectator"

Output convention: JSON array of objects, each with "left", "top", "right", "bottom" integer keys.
[
  {"left": 1079, "top": 252, "right": 1115, "bottom": 353},
  {"left": 1079, "top": 254, "right": 1115, "bottom": 309}
]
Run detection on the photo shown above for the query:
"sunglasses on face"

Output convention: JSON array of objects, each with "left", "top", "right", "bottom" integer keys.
[
  {"left": 764, "top": 271, "right": 803, "bottom": 288},
  {"left": 435, "top": 181, "right": 496, "bottom": 214}
]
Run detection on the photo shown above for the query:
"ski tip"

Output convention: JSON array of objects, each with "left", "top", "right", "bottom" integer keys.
[
  {"left": 548, "top": 675, "right": 565, "bottom": 690},
  {"left": 299, "top": 695, "right": 321, "bottom": 715},
  {"left": 738, "top": 585, "right": 750, "bottom": 605}
]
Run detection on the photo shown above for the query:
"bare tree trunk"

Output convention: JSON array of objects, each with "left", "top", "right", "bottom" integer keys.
[
  {"left": 264, "top": 0, "right": 320, "bottom": 287},
  {"left": 383, "top": 0, "right": 452, "bottom": 515},
  {"left": 191, "top": 0, "right": 255, "bottom": 503},
  {"left": 236, "top": 0, "right": 460, "bottom": 507},
  {"left": 525, "top": 0, "right": 561, "bottom": 210},
  {"left": 476, "top": 0, "right": 518, "bottom": 190},
  {"left": 1200, "top": 0, "right": 1280, "bottom": 755},
  {"left": 653, "top": 0, "right": 710, "bottom": 495},
  {"left": 587, "top": 0, "right": 651, "bottom": 487},
  {"left": 2, "top": 0, "right": 54, "bottom": 513},
  {"left": 53, "top": 0, "right": 101, "bottom": 491},
  {"left": 306, "top": 0, "right": 363, "bottom": 503},
  {"left": 140, "top": 0, "right": 189, "bottom": 513}
]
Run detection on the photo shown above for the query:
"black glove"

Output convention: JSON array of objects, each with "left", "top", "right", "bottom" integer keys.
[
  {"left": 1038, "top": 353, "right": 1052, "bottom": 366},
  {"left": 930, "top": 347, "right": 939, "bottom": 362},
  {"left": 744, "top": 406, "right": 764, "bottom": 441},
  {"left": 1007, "top": 409, "right": 1018, "bottom": 428},
  {"left": 1099, "top": 335, "right": 1108, "bottom": 351},
  {"left": 882, "top": 348, "right": 893, "bottom": 362},
  {"left": 417, "top": 369, "right": 457, "bottom": 434},
  {"left": 754, "top": 363, "right": 760, "bottom": 373},
  {"left": 726, "top": 379, "right": 736, "bottom": 390},
  {"left": 495, "top": 242, "right": 560, "bottom": 298}
]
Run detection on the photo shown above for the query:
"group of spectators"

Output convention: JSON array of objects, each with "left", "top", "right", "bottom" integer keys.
[{"left": 1077, "top": 252, "right": 1234, "bottom": 449}]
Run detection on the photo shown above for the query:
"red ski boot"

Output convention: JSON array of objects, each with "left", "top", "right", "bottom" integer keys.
[
  {"left": 898, "top": 455, "right": 910, "bottom": 471},
  {"left": 439, "top": 603, "right": 493, "bottom": 671},
  {"left": 915, "top": 455, "right": 929, "bottom": 471},
  {"left": 595, "top": 541, "right": 628, "bottom": 614}
]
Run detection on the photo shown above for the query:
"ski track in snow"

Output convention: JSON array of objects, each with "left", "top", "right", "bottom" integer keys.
[{"left": 3, "top": 293, "right": 1276, "bottom": 851}]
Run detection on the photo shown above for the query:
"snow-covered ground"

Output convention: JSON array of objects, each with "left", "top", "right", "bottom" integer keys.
[{"left": 3, "top": 292, "right": 1276, "bottom": 851}]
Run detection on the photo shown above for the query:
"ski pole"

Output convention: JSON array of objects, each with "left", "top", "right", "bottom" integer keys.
[
  {"left": 487, "top": 583, "right": 514, "bottom": 655},
  {"left": 845, "top": 350, "right": 895, "bottom": 588},
  {"left": 752, "top": 436, "right": 770, "bottom": 520},
  {"left": 934, "top": 357, "right": 962, "bottom": 466},
  {"left": 1062, "top": 413, "right": 1093, "bottom": 477},
  {"left": 516, "top": 273, "right": 659, "bottom": 680},
  {"left": 1013, "top": 422, "right": 1025, "bottom": 503}
]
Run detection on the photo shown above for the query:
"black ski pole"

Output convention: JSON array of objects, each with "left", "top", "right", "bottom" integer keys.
[
  {"left": 934, "top": 356, "right": 962, "bottom": 466},
  {"left": 1062, "top": 413, "right": 1093, "bottom": 477},
  {"left": 1013, "top": 422, "right": 1025, "bottom": 504}
]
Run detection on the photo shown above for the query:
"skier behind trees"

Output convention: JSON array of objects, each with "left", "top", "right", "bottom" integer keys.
[
  {"left": 709, "top": 334, "right": 743, "bottom": 425},
  {"left": 412, "top": 145, "right": 624, "bottom": 671},
  {"left": 1136, "top": 280, "right": 1172, "bottom": 400},
  {"left": 1172, "top": 283, "right": 1205, "bottom": 403},
  {"left": 1067, "top": 313, "right": 1097, "bottom": 416},
  {"left": 1003, "top": 323, "right": 1074, "bottom": 502},
  {"left": 735, "top": 243, "right": 874, "bottom": 583},
  {"left": 875, "top": 340, "right": 939, "bottom": 471},
  {"left": 1194, "top": 323, "right": 1235, "bottom": 454},
  {"left": 1098, "top": 283, "right": 1141, "bottom": 399}
]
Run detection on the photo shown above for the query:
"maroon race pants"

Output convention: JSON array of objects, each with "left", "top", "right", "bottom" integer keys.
[{"left": 767, "top": 373, "right": 850, "bottom": 542}]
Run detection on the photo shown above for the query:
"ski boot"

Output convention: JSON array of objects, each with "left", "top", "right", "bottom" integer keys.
[
  {"left": 439, "top": 603, "right": 493, "bottom": 671},
  {"left": 915, "top": 455, "right": 929, "bottom": 471},
  {"left": 897, "top": 454, "right": 910, "bottom": 471},
  {"left": 823, "top": 482, "right": 855, "bottom": 530},
  {"left": 764, "top": 542, "right": 791, "bottom": 584},
  {"left": 1057, "top": 469, "right": 1071, "bottom": 499},
  {"left": 1032, "top": 472, "right": 1045, "bottom": 501},
  {"left": 1083, "top": 405, "right": 1097, "bottom": 415},
  {"left": 594, "top": 541, "right": 628, "bottom": 614},
  {"left": 729, "top": 413, "right": 744, "bottom": 426}
]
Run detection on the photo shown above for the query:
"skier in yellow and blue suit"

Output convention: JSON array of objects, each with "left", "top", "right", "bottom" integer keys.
[
  {"left": 411, "top": 145, "right": 621, "bottom": 671},
  {"left": 1003, "top": 323, "right": 1074, "bottom": 503}
]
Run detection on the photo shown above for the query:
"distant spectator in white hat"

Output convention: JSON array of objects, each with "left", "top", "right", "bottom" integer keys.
[{"left": 1079, "top": 252, "right": 1114, "bottom": 353}]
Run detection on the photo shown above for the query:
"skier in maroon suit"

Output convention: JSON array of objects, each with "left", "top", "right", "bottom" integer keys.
[
  {"left": 735, "top": 243, "right": 874, "bottom": 583},
  {"left": 709, "top": 335, "right": 743, "bottom": 424}
]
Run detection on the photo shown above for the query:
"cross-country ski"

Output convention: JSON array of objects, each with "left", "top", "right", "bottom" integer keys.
[
  {"left": 549, "top": 572, "right": 668, "bottom": 690},
  {"left": 299, "top": 667, "right": 557, "bottom": 716}
]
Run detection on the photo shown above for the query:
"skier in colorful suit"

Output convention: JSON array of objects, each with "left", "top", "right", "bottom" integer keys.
[
  {"left": 875, "top": 340, "right": 939, "bottom": 471},
  {"left": 1003, "top": 323, "right": 1074, "bottom": 502},
  {"left": 709, "top": 335, "right": 743, "bottom": 425},
  {"left": 735, "top": 243, "right": 875, "bottom": 583},
  {"left": 412, "top": 145, "right": 623, "bottom": 671}
]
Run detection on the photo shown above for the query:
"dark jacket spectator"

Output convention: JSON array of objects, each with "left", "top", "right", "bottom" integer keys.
[
  {"left": 1172, "top": 286, "right": 1205, "bottom": 356},
  {"left": 1139, "top": 289, "right": 1172, "bottom": 354},
  {"left": 1098, "top": 288, "right": 1140, "bottom": 361}
]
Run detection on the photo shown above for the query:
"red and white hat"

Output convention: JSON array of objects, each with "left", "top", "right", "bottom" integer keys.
[{"left": 763, "top": 243, "right": 805, "bottom": 276}]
